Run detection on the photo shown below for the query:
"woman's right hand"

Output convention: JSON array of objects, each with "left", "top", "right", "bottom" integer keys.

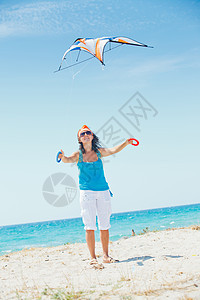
[{"left": 59, "top": 149, "right": 64, "bottom": 159}]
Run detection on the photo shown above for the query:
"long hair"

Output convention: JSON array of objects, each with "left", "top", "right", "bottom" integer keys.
[{"left": 78, "top": 133, "right": 102, "bottom": 154}]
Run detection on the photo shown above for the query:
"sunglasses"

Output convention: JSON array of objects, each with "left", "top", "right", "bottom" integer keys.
[{"left": 80, "top": 131, "right": 92, "bottom": 137}]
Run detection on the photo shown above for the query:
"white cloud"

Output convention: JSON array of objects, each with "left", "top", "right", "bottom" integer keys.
[
  {"left": 126, "top": 51, "right": 200, "bottom": 78},
  {"left": 0, "top": 1, "right": 73, "bottom": 37},
  {"left": 0, "top": 0, "right": 157, "bottom": 38},
  {"left": 128, "top": 57, "right": 185, "bottom": 76},
  {"left": 0, "top": 1, "right": 105, "bottom": 38},
  {"left": 0, "top": 23, "right": 14, "bottom": 37}
]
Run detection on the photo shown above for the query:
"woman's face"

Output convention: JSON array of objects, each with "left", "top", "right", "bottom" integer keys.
[{"left": 79, "top": 130, "right": 93, "bottom": 144}]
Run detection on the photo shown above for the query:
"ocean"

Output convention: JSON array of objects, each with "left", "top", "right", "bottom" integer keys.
[{"left": 0, "top": 203, "right": 199, "bottom": 256}]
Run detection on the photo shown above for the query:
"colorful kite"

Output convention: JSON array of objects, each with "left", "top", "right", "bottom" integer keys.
[{"left": 56, "top": 36, "right": 153, "bottom": 72}]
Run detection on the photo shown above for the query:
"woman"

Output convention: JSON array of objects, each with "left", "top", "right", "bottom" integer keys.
[{"left": 58, "top": 125, "right": 133, "bottom": 269}]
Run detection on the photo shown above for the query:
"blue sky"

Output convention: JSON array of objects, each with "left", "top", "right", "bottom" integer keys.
[{"left": 0, "top": 0, "right": 200, "bottom": 226}]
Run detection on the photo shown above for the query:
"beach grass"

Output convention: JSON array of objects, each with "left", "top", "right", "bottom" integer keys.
[
  {"left": 13, "top": 271, "right": 200, "bottom": 299},
  {"left": 15, "top": 286, "right": 93, "bottom": 299}
]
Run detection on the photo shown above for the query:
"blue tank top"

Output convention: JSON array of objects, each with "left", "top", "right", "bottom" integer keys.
[{"left": 77, "top": 149, "right": 110, "bottom": 191}]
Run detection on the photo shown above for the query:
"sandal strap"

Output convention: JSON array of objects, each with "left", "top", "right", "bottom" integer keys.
[
  {"left": 110, "top": 257, "right": 119, "bottom": 263},
  {"left": 90, "top": 258, "right": 98, "bottom": 265},
  {"left": 103, "top": 256, "right": 119, "bottom": 263},
  {"left": 90, "top": 258, "right": 104, "bottom": 269}
]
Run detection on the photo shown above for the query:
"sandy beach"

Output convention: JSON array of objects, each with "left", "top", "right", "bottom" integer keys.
[{"left": 0, "top": 226, "right": 200, "bottom": 300}]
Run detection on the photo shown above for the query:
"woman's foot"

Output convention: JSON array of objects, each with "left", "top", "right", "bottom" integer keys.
[
  {"left": 103, "top": 256, "right": 119, "bottom": 263},
  {"left": 90, "top": 258, "right": 104, "bottom": 269}
]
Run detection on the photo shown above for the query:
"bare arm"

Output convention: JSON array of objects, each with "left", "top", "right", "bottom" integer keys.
[
  {"left": 99, "top": 139, "right": 132, "bottom": 157},
  {"left": 58, "top": 149, "right": 79, "bottom": 163}
]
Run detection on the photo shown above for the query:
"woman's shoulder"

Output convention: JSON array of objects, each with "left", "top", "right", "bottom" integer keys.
[
  {"left": 97, "top": 148, "right": 103, "bottom": 157},
  {"left": 76, "top": 149, "right": 83, "bottom": 163},
  {"left": 97, "top": 147, "right": 104, "bottom": 153},
  {"left": 71, "top": 150, "right": 80, "bottom": 164},
  {"left": 72, "top": 150, "right": 80, "bottom": 156}
]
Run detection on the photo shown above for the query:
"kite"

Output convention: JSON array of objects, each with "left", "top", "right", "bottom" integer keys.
[{"left": 56, "top": 36, "right": 153, "bottom": 72}]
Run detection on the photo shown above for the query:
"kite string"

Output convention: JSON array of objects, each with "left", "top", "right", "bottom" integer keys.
[
  {"left": 72, "top": 59, "right": 93, "bottom": 79},
  {"left": 67, "top": 52, "right": 76, "bottom": 99},
  {"left": 71, "top": 50, "right": 95, "bottom": 79}
]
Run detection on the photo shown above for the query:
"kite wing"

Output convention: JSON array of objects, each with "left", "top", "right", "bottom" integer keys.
[{"left": 57, "top": 36, "right": 152, "bottom": 71}]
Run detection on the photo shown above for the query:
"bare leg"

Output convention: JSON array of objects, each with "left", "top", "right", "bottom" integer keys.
[
  {"left": 100, "top": 229, "right": 109, "bottom": 259},
  {"left": 86, "top": 230, "right": 96, "bottom": 259},
  {"left": 101, "top": 229, "right": 119, "bottom": 263}
]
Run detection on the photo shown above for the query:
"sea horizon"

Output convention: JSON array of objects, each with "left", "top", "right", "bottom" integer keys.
[{"left": 1, "top": 202, "right": 199, "bottom": 228}]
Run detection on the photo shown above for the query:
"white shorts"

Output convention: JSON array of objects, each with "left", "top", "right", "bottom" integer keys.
[{"left": 80, "top": 189, "right": 112, "bottom": 231}]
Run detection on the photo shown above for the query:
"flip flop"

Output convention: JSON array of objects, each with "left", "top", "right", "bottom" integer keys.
[
  {"left": 89, "top": 258, "right": 104, "bottom": 269},
  {"left": 103, "top": 257, "right": 119, "bottom": 263}
]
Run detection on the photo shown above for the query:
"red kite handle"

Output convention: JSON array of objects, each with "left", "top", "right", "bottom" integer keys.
[{"left": 128, "top": 138, "right": 139, "bottom": 146}]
